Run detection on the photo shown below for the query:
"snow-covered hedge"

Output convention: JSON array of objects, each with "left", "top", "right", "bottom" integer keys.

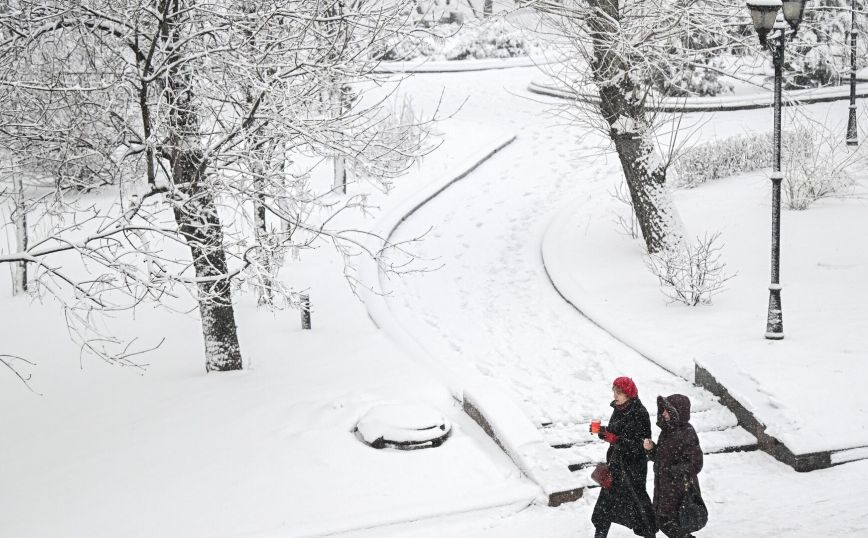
[
  {"left": 670, "top": 131, "right": 810, "bottom": 189},
  {"left": 671, "top": 125, "right": 858, "bottom": 210}
]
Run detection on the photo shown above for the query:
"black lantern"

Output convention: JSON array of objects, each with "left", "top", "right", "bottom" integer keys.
[
  {"left": 747, "top": 0, "right": 782, "bottom": 45},
  {"left": 781, "top": 0, "right": 808, "bottom": 31}
]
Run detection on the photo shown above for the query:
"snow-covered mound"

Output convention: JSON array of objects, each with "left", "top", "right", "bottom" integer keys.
[{"left": 357, "top": 402, "right": 452, "bottom": 449}]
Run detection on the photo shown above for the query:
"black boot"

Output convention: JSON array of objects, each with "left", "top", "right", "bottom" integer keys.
[{"left": 594, "top": 523, "right": 610, "bottom": 538}]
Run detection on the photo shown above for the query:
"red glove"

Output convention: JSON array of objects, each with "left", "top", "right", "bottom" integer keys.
[{"left": 603, "top": 431, "right": 619, "bottom": 444}]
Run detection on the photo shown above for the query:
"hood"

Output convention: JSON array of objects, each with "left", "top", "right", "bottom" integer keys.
[{"left": 657, "top": 394, "right": 691, "bottom": 426}]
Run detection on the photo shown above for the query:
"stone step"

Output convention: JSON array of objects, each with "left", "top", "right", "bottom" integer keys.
[
  {"left": 541, "top": 406, "right": 740, "bottom": 448},
  {"left": 557, "top": 426, "right": 758, "bottom": 472}
]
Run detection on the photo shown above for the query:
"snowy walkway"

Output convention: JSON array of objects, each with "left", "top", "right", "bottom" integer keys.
[{"left": 378, "top": 68, "right": 755, "bottom": 475}]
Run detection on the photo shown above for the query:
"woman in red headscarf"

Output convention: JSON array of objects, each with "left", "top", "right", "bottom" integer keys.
[{"left": 590, "top": 377, "right": 657, "bottom": 538}]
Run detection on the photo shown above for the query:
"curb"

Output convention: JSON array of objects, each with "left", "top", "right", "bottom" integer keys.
[
  {"left": 539, "top": 201, "right": 686, "bottom": 381},
  {"left": 695, "top": 362, "right": 868, "bottom": 472},
  {"left": 373, "top": 55, "right": 553, "bottom": 74},
  {"left": 528, "top": 80, "right": 868, "bottom": 112}
]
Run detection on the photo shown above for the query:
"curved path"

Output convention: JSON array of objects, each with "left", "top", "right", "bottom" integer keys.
[
  {"left": 381, "top": 67, "right": 753, "bottom": 468},
  {"left": 528, "top": 79, "right": 868, "bottom": 112}
]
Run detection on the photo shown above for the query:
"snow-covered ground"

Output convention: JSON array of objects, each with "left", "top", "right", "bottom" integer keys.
[
  {"left": 382, "top": 68, "right": 754, "bottom": 463},
  {"left": 0, "top": 113, "right": 541, "bottom": 537},
  {"left": 543, "top": 101, "right": 868, "bottom": 455},
  {"left": 359, "top": 454, "right": 868, "bottom": 537},
  {"left": 3, "top": 58, "right": 868, "bottom": 538}
]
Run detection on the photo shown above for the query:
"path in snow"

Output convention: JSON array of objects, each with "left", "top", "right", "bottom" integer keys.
[{"left": 382, "top": 67, "right": 754, "bottom": 468}]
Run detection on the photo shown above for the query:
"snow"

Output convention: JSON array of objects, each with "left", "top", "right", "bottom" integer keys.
[
  {"left": 746, "top": 0, "right": 782, "bottom": 7},
  {"left": 356, "top": 402, "right": 451, "bottom": 445},
  {"left": 4, "top": 39, "right": 868, "bottom": 538},
  {"left": 374, "top": 55, "right": 553, "bottom": 74},
  {"left": 832, "top": 447, "right": 868, "bottom": 465},
  {"left": 464, "top": 381, "right": 587, "bottom": 498},
  {"left": 0, "top": 111, "right": 541, "bottom": 537},
  {"left": 542, "top": 99, "right": 868, "bottom": 455},
  {"left": 528, "top": 80, "right": 868, "bottom": 112},
  {"left": 357, "top": 453, "right": 868, "bottom": 537}
]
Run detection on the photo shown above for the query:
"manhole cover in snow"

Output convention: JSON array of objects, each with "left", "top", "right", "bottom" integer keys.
[{"left": 356, "top": 403, "right": 452, "bottom": 450}]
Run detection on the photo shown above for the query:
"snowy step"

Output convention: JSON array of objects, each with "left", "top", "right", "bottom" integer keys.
[
  {"left": 555, "top": 426, "right": 758, "bottom": 472},
  {"left": 541, "top": 407, "right": 741, "bottom": 448}
]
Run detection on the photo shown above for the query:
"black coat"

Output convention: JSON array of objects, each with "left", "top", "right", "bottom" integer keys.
[
  {"left": 592, "top": 398, "right": 657, "bottom": 536},
  {"left": 647, "top": 394, "right": 704, "bottom": 520}
]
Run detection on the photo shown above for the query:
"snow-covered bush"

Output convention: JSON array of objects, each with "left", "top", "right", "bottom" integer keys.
[
  {"left": 670, "top": 131, "right": 811, "bottom": 189},
  {"left": 650, "top": 60, "right": 732, "bottom": 97},
  {"left": 782, "top": 122, "right": 859, "bottom": 210},
  {"left": 645, "top": 233, "right": 735, "bottom": 306},
  {"left": 374, "top": 18, "right": 545, "bottom": 61}
]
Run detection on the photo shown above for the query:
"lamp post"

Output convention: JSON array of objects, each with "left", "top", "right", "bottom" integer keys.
[
  {"left": 746, "top": 0, "right": 808, "bottom": 340},
  {"left": 847, "top": 0, "right": 858, "bottom": 146}
]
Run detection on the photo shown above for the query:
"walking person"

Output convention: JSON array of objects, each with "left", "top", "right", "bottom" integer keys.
[
  {"left": 591, "top": 377, "right": 658, "bottom": 538},
  {"left": 643, "top": 395, "right": 706, "bottom": 538}
]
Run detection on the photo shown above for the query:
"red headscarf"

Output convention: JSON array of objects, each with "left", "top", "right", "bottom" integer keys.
[{"left": 613, "top": 376, "right": 638, "bottom": 399}]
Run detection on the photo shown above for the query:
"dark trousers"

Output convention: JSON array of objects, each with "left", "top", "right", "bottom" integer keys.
[
  {"left": 658, "top": 516, "right": 694, "bottom": 538},
  {"left": 594, "top": 521, "right": 657, "bottom": 538}
]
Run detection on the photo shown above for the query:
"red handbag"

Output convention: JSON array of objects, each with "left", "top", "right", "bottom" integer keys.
[{"left": 591, "top": 463, "right": 613, "bottom": 489}]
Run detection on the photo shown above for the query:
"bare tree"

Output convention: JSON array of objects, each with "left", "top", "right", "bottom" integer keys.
[
  {"left": 534, "top": 0, "right": 744, "bottom": 253},
  {"left": 0, "top": 0, "right": 429, "bottom": 375}
]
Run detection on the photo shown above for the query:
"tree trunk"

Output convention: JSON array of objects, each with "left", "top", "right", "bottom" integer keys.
[
  {"left": 165, "top": 1, "right": 242, "bottom": 371},
  {"left": 253, "top": 156, "right": 274, "bottom": 306},
  {"left": 589, "top": 0, "right": 682, "bottom": 254},
  {"left": 608, "top": 123, "right": 680, "bottom": 254},
  {"left": 12, "top": 174, "right": 27, "bottom": 294},
  {"left": 172, "top": 155, "right": 243, "bottom": 372},
  {"left": 331, "top": 83, "right": 350, "bottom": 195}
]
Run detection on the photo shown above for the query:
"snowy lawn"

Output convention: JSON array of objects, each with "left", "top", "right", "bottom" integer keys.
[
  {"left": 0, "top": 114, "right": 540, "bottom": 537},
  {"left": 543, "top": 99, "right": 868, "bottom": 455}
]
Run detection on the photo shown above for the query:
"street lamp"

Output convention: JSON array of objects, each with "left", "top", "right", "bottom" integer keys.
[
  {"left": 847, "top": 0, "right": 859, "bottom": 146},
  {"left": 745, "top": 0, "right": 808, "bottom": 340}
]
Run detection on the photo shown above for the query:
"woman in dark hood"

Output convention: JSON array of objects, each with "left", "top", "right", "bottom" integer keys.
[
  {"left": 643, "top": 394, "right": 705, "bottom": 538},
  {"left": 590, "top": 377, "right": 657, "bottom": 538}
]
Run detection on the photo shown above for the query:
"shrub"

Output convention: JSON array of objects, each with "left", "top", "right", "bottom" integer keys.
[
  {"left": 782, "top": 121, "right": 859, "bottom": 210},
  {"left": 645, "top": 233, "right": 735, "bottom": 306}
]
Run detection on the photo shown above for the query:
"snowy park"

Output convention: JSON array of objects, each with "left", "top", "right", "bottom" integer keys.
[{"left": 2, "top": 1, "right": 868, "bottom": 537}]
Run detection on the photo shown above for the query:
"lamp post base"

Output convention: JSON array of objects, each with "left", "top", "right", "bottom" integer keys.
[
  {"left": 765, "top": 284, "right": 784, "bottom": 340},
  {"left": 846, "top": 106, "right": 858, "bottom": 147}
]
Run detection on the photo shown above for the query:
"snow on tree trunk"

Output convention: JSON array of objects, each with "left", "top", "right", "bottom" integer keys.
[
  {"left": 166, "top": 6, "right": 242, "bottom": 372},
  {"left": 12, "top": 174, "right": 27, "bottom": 294},
  {"left": 589, "top": 0, "right": 683, "bottom": 254},
  {"left": 172, "top": 158, "right": 243, "bottom": 372},
  {"left": 608, "top": 122, "right": 682, "bottom": 254},
  {"left": 331, "top": 84, "right": 349, "bottom": 194},
  {"left": 253, "top": 167, "right": 274, "bottom": 307}
]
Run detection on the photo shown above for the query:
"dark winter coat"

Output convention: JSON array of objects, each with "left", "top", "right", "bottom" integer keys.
[
  {"left": 592, "top": 398, "right": 658, "bottom": 536},
  {"left": 647, "top": 394, "right": 704, "bottom": 520}
]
